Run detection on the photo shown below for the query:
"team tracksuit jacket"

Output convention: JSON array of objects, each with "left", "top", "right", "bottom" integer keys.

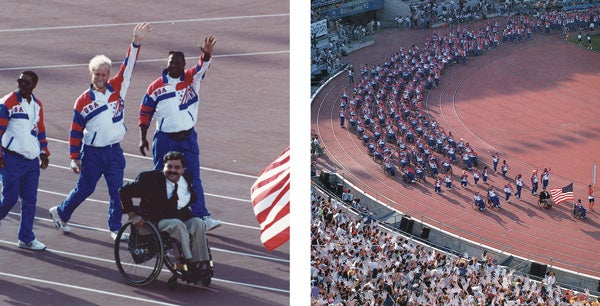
[
  {"left": 69, "top": 42, "right": 141, "bottom": 159},
  {"left": 0, "top": 90, "right": 50, "bottom": 243},
  {"left": 138, "top": 55, "right": 210, "bottom": 132},
  {"left": 0, "top": 91, "right": 50, "bottom": 159}
]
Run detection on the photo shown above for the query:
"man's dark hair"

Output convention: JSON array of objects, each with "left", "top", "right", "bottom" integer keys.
[
  {"left": 20, "top": 70, "right": 38, "bottom": 86},
  {"left": 163, "top": 151, "right": 186, "bottom": 167},
  {"left": 168, "top": 51, "right": 185, "bottom": 62}
]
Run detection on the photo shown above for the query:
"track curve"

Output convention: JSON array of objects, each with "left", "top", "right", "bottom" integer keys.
[{"left": 312, "top": 23, "right": 600, "bottom": 278}]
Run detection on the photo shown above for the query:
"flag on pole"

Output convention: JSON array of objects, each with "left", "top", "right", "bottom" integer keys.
[
  {"left": 549, "top": 183, "right": 574, "bottom": 205},
  {"left": 250, "top": 147, "right": 290, "bottom": 251}
]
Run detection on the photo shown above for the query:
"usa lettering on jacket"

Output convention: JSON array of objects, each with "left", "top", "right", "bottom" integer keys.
[
  {"left": 139, "top": 57, "right": 211, "bottom": 133},
  {"left": 69, "top": 43, "right": 140, "bottom": 159}
]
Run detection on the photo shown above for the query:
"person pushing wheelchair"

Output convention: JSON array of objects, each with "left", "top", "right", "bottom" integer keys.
[
  {"left": 487, "top": 186, "right": 501, "bottom": 208},
  {"left": 119, "top": 151, "right": 212, "bottom": 281}
]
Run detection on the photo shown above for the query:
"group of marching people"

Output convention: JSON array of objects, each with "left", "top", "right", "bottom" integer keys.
[
  {"left": 338, "top": 19, "right": 534, "bottom": 190},
  {"left": 336, "top": 7, "right": 600, "bottom": 220}
]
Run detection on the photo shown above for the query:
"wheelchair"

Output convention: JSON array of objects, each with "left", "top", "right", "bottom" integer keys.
[
  {"left": 472, "top": 199, "right": 486, "bottom": 211},
  {"left": 486, "top": 196, "right": 501, "bottom": 209},
  {"left": 572, "top": 204, "right": 586, "bottom": 219},
  {"left": 383, "top": 164, "right": 396, "bottom": 177},
  {"left": 114, "top": 220, "right": 214, "bottom": 291},
  {"left": 401, "top": 169, "right": 416, "bottom": 184},
  {"left": 537, "top": 191, "right": 553, "bottom": 209}
]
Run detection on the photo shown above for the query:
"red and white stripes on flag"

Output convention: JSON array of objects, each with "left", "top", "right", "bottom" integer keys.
[
  {"left": 250, "top": 147, "right": 290, "bottom": 251},
  {"left": 549, "top": 182, "right": 574, "bottom": 205}
]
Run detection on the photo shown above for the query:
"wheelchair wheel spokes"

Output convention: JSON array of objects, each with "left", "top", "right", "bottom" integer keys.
[
  {"left": 163, "top": 236, "right": 185, "bottom": 276},
  {"left": 114, "top": 221, "right": 164, "bottom": 286}
]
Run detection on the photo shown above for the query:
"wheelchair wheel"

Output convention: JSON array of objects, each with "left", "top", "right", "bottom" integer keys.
[
  {"left": 202, "top": 239, "right": 215, "bottom": 286},
  {"left": 473, "top": 201, "right": 485, "bottom": 211},
  {"left": 168, "top": 276, "right": 179, "bottom": 291},
  {"left": 486, "top": 197, "right": 499, "bottom": 209},
  {"left": 538, "top": 198, "right": 547, "bottom": 209},
  {"left": 202, "top": 272, "right": 212, "bottom": 286},
  {"left": 402, "top": 174, "right": 410, "bottom": 183},
  {"left": 114, "top": 221, "right": 164, "bottom": 286},
  {"left": 384, "top": 167, "right": 391, "bottom": 177},
  {"left": 162, "top": 233, "right": 186, "bottom": 276},
  {"left": 162, "top": 233, "right": 214, "bottom": 287}
]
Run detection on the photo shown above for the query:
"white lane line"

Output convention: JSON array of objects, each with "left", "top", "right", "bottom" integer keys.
[
  {"left": 37, "top": 213, "right": 260, "bottom": 234},
  {"left": 39, "top": 185, "right": 250, "bottom": 204},
  {"left": 0, "top": 271, "right": 180, "bottom": 306},
  {"left": 45, "top": 137, "right": 259, "bottom": 179},
  {"left": 1, "top": 232, "right": 286, "bottom": 264},
  {"left": 0, "top": 14, "right": 289, "bottom": 32},
  {"left": 32, "top": 189, "right": 256, "bottom": 229},
  {"left": 0, "top": 237, "right": 289, "bottom": 294},
  {"left": 0, "top": 51, "right": 289, "bottom": 72},
  {"left": 39, "top": 189, "right": 106, "bottom": 203}
]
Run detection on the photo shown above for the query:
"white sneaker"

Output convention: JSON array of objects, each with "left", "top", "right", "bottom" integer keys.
[
  {"left": 18, "top": 239, "right": 46, "bottom": 251},
  {"left": 111, "top": 231, "right": 127, "bottom": 241},
  {"left": 49, "top": 206, "right": 71, "bottom": 233},
  {"left": 203, "top": 216, "right": 222, "bottom": 231}
]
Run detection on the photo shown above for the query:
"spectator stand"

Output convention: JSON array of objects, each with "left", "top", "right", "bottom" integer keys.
[
  {"left": 311, "top": 180, "right": 600, "bottom": 304},
  {"left": 311, "top": 1, "right": 379, "bottom": 95},
  {"left": 312, "top": 170, "right": 600, "bottom": 297},
  {"left": 311, "top": 20, "right": 375, "bottom": 95}
]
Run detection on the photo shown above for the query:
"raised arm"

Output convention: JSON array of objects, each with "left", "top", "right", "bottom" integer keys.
[
  {"left": 112, "top": 22, "right": 152, "bottom": 103},
  {"left": 200, "top": 34, "right": 216, "bottom": 61},
  {"left": 132, "top": 22, "right": 152, "bottom": 46}
]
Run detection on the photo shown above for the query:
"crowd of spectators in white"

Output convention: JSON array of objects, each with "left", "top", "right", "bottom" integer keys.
[
  {"left": 310, "top": 188, "right": 599, "bottom": 305},
  {"left": 394, "top": 0, "right": 505, "bottom": 30}
]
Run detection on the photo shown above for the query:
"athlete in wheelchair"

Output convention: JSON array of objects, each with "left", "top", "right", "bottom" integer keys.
[
  {"left": 383, "top": 157, "right": 396, "bottom": 177},
  {"left": 117, "top": 151, "right": 213, "bottom": 290},
  {"left": 572, "top": 199, "right": 587, "bottom": 219},
  {"left": 473, "top": 191, "right": 486, "bottom": 211},
  {"left": 402, "top": 165, "right": 416, "bottom": 183},
  {"left": 537, "top": 189, "right": 552, "bottom": 209},
  {"left": 486, "top": 186, "right": 501, "bottom": 209}
]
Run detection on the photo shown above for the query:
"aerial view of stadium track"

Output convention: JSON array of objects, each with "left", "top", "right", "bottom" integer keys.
[{"left": 311, "top": 0, "right": 600, "bottom": 303}]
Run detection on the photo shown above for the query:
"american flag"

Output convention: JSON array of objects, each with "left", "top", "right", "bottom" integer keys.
[
  {"left": 549, "top": 183, "right": 574, "bottom": 205},
  {"left": 250, "top": 147, "right": 290, "bottom": 251}
]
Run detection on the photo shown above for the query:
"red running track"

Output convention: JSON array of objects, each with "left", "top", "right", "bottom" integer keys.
[{"left": 312, "top": 23, "right": 600, "bottom": 278}]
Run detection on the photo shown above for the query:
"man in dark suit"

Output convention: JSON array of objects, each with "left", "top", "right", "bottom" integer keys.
[{"left": 119, "top": 151, "right": 211, "bottom": 279}]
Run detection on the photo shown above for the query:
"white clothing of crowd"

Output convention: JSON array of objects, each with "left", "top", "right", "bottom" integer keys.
[{"left": 310, "top": 188, "right": 598, "bottom": 305}]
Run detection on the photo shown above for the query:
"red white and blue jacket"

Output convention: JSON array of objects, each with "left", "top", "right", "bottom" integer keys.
[
  {"left": 69, "top": 43, "right": 141, "bottom": 159},
  {"left": 138, "top": 56, "right": 211, "bottom": 133},
  {"left": 0, "top": 90, "right": 50, "bottom": 160}
]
